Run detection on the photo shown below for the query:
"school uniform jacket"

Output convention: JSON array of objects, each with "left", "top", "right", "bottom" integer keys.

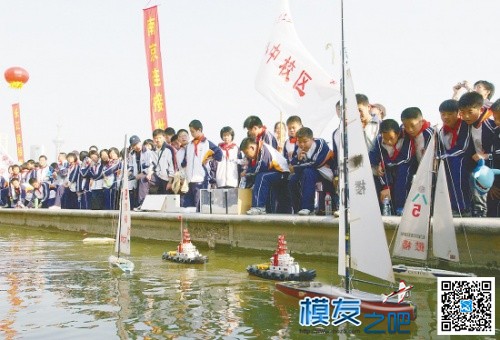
[
  {"left": 152, "top": 142, "right": 175, "bottom": 182},
  {"left": 216, "top": 142, "right": 240, "bottom": 188},
  {"left": 37, "top": 165, "right": 51, "bottom": 183},
  {"left": 32, "top": 182, "right": 50, "bottom": 204},
  {"left": 403, "top": 121, "right": 434, "bottom": 163},
  {"left": 247, "top": 142, "right": 289, "bottom": 175},
  {"left": 183, "top": 137, "right": 222, "bottom": 183},
  {"left": 90, "top": 161, "right": 105, "bottom": 190},
  {"left": 480, "top": 114, "right": 496, "bottom": 161},
  {"left": 290, "top": 138, "right": 334, "bottom": 181},
  {"left": 364, "top": 120, "right": 380, "bottom": 152},
  {"left": 66, "top": 163, "right": 81, "bottom": 192},
  {"left": 102, "top": 159, "right": 121, "bottom": 189},
  {"left": 256, "top": 128, "right": 278, "bottom": 150},
  {"left": 128, "top": 147, "right": 155, "bottom": 189},
  {"left": 283, "top": 137, "right": 298, "bottom": 163},
  {"left": 438, "top": 119, "right": 475, "bottom": 212},
  {"left": 331, "top": 126, "right": 341, "bottom": 177},
  {"left": 79, "top": 160, "right": 93, "bottom": 193},
  {"left": 369, "top": 133, "right": 415, "bottom": 211}
]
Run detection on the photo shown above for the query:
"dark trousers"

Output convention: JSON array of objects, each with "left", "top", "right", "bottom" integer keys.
[
  {"left": 149, "top": 174, "right": 168, "bottom": 195},
  {"left": 91, "top": 189, "right": 104, "bottom": 210},
  {"left": 183, "top": 181, "right": 207, "bottom": 212},
  {"left": 64, "top": 189, "right": 78, "bottom": 209},
  {"left": 104, "top": 188, "right": 117, "bottom": 210},
  {"left": 252, "top": 172, "right": 290, "bottom": 212}
]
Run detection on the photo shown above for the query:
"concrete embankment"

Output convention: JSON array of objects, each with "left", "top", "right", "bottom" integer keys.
[{"left": 1, "top": 209, "right": 499, "bottom": 271}]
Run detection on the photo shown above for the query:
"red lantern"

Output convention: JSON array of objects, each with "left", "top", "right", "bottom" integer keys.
[{"left": 4, "top": 67, "right": 29, "bottom": 89}]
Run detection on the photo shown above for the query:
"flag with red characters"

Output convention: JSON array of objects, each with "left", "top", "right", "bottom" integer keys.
[{"left": 255, "top": 0, "right": 340, "bottom": 134}]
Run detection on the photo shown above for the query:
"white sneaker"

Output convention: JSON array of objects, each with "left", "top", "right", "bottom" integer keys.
[
  {"left": 298, "top": 209, "right": 312, "bottom": 216},
  {"left": 246, "top": 207, "right": 266, "bottom": 215},
  {"left": 49, "top": 205, "right": 61, "bottom": 210}
]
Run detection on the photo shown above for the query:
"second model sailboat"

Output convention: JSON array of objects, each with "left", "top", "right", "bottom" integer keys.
[{"left": 392, "top": 133, "right": 476, "bottom": 279}]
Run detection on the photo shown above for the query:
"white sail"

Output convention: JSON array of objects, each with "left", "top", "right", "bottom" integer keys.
[
  {"left": 115, "top": 162, "right": 131, "bottom": 256},
  {"left": 432, "top": 162, "right": 460, "bottom": 262},
  {"left": 393, "top": 134, "right": 435, "bottom": 260},
  {"left": 337, "top": 69, "right": 395, "bottom": 283}
]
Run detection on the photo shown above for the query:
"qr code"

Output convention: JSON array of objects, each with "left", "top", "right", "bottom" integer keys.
[{"left": 438, "top": 277, "right": 495, "bottom": 335}]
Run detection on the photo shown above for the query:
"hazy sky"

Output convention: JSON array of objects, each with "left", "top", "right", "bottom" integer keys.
[{"left": 1, "top": 0, "right": 498, "bottom": 161}]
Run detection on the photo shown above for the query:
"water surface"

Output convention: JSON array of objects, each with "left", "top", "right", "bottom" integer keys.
[{"left": 0, "top": 225, "right": 496, "bottom": 339}]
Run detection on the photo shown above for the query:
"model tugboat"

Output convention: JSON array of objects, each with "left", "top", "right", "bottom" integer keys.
[
  {"left": 247, "top": 235, "right": 316, "bottom": 281},
  {"left": 162, "top": 227, "right": 208, "bottom": 264}
]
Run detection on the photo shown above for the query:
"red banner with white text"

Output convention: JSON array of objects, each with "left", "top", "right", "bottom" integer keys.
[
  {"left": 143, "top": 6, "right": 168, "bottom": 131},
  {"left": 12, "top": 103, "right": 24, "bottom": 163}
]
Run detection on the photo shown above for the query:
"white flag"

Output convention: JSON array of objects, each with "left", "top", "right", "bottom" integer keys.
[
  {"left": 0, "top": 144, "right": 14, "bottom": 180},
  {"left": 255, "top": 0, "right": 340, "bottom": 135}
]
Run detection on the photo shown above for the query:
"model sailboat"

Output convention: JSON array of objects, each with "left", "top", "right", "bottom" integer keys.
[
  {"left": 108, "top": 136, "right": 134, "bottom": 273},
  {"left": 392, "top": 134, "right": 475, "bottom": 279},
  {"left": 276, "top": 67, "right": 416, "bottom": 319}
]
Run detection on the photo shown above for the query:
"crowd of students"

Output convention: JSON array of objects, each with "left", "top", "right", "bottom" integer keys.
[{"left": 1, "top": 80, "right": 499, "bottom": 217}]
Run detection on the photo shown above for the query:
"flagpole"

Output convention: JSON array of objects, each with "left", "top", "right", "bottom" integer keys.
[
  {"left": 279, "top": 111, "right": 284, "bottom": 151},
  {"left": 340, "top": 0, "right": 351, "bottom": 294}
]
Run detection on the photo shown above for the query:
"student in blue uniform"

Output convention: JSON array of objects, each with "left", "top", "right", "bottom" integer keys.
[
  {"left": 89, "top": 149, "right": 105, "bottom": 210},
  {"left": 103, "top": 147, "right": 122, "bottom": 210},
  {"left": 243, "top": 115, "right": 278, "bottom": 149},
  {"left": 459, "top": 91, "right": 493, "bottom": 217},
  {"left": 79, "top": 151, "right": 92, "bottom": 209},
  {"left": 437, "top": 99, "right": 474, "bottom": 216},
  {"left": 65, "top": 152, "right": 80, "bottom": 209},
  {"left": 288, "top": 127, "right": 334, "bottom": 215},
  {"left": 8, "top": 177, "right": 25, "bottom": 208},
  {"left": 370, "top": 119, "right": 415, "bottom": 216},
  {"left": 0, "top": 176, "right": 8, "bottom": 207},
  {"left": 401, "top": 107, "right": 434, "bottom": 164},
  {"left": 240, "top": 137, "right": 290, "bottom": 215},
  {"left": 283, "top": 115, "right": 303, "bottom": 163},
  {"left": 482, "top": 99, "right": 500, "bottom": 217},
  {"left": 27, "top": 177, "right": 51, "bottom": 208}
]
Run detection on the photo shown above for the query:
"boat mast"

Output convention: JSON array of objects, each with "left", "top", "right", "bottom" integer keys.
[
  {"left": 116, "top": 134, "right": 128, "bottom": 259},
  {"left": 427, "top": 131, "right": 439, "bottom": 264},
  {"left": 340, "top": 0, "right": 351, "bottom": 293}
]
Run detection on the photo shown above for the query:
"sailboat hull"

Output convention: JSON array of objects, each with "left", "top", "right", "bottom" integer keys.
[
  {"left": 108, "top": 255, "right": 135, "bottom": 273},
  {"left": 276, "top": 281, "right": 417, "bottom": 320},
  {"left": 393, "top": 264, "right": 476, "bottom": 280}
]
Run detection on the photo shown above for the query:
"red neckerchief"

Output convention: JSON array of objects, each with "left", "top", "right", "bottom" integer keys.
[
  {"left": 219, "top": 142, "right": 236, "bottom": 158},
  {"left": 408, "top": 120, "right": 430, "bottom": 156},
  {"left": 289, "top": 137, "right": 297, "bottom": 144},
  {"left": 387, "top": 141, "right": 401, "bottom": 162},
  {"left": 193, "top": 134, "right": 206, "bottom": 156},
  {"left": 255, "top": 126, "right": 268, "bottom": 144},
  {"left": 442, "top": 118, "right": 462, "bottom": 149}
]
